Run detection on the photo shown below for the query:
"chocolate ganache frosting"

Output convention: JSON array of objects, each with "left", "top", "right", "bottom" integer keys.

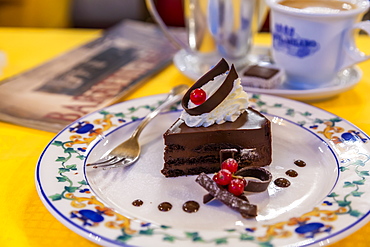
[{"left": 182, "top": 58, "right": 236, "bottom": 116}]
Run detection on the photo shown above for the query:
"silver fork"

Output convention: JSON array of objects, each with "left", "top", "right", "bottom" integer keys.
[{"left": 86, "top": 84, "right": 189, "bottom": 169}]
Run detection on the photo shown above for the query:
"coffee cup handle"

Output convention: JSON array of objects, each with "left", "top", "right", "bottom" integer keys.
[
  {"left": 340, "top": 21, "right": 370, "bottom": 71},
  {"left": 145, "top": 0, "right": 189, "bottom": 51}
]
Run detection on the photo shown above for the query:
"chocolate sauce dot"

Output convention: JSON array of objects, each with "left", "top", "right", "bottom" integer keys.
[
  {"left": 158, "top": 202, "right": 172, "bottom": 212},
  {"left": 286, "top": 169, "right": 298, "bottom": 177},
  {"left": 132, "top": 199, "right": 143, "bottom": 207},
  {"left": 182, "top": 201, "right": 200, "bottom": 213},
  {"left": 274, "top": 178, "right": 291, "bottom": 188},
  {"left": 294, "top": 159, "right": 306, "bottom": 167}
]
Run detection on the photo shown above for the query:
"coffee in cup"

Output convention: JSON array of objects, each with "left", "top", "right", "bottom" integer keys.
[{"left": 278, "top": 0, "right": 357, "bottom": 13}]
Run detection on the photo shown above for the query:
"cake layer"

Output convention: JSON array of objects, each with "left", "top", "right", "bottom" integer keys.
[
  {"left": 161, "top": 161, "right": 219, "bottom": 177},
  {"left": 162, "top": 108, "right": 272, "bottom": 177}
]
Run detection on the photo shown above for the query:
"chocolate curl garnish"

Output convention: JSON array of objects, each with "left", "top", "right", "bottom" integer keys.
[
  {"left": 220, "top": 149, "right": 272, "bottom": 192},
  {"left": 182, "top": 58, "right": 238, "bottom": 116},
  {"left": 203, "top": 148, "right": 272, "bottom": 208},
  {"left": 235, "top": 167, "right": 272, "bottom": 193},
  {"left": 196, "top": 173, "right": 257, "bottom": 218},
  {"left": 201, "top": 166, "right": 271, "bottom": 205}
]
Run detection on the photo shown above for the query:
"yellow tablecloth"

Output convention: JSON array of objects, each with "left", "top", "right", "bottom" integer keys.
[{"left": 0, "top": 28, "right": 369, "bottom": 247}]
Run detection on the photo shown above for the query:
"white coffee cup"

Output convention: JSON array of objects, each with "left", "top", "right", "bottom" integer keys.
[{"left": 266, "top": 0, "right": 370, "bottom": 89}]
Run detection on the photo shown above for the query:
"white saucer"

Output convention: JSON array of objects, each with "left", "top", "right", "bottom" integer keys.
[{"left": 173, "top": 47, "right": 362, "bottom": 102}]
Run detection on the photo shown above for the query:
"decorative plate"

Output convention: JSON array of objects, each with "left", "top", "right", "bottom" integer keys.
[{"left": 36, "top": 93, "right": 370, "bottom": 247}]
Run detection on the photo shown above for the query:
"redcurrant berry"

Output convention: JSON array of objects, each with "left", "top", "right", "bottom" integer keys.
[
  {"left": 228, "top": 178, "right": 246, "bottom": 196},
  {"left": 213, "top": 169, "right": 233, "bottom": 186},
  {"left": 221, "top": 158, "right": 239, "bottom": 173},
  {"left": 241, "top": 177, "right": 248, "bottom": 187},
  {"left": 190, "top": 88, "right": 206, "bottom": 105}
]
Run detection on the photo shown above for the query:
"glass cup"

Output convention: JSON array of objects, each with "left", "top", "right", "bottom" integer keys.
[{"left": 146, "top": 0, "right": 267, "bottom": 74}]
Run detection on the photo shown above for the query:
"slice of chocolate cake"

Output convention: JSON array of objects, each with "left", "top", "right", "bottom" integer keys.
[
  {"left": 162, "top": 108, "right": 271, "bottom": 177},
  {"left": 162, "top": 58, "right": 272, "bottom": 177}
]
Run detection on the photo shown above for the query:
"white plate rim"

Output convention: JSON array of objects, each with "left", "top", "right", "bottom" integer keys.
[{"left": 35, "top": 93, "right": 370, "bottom": 247}]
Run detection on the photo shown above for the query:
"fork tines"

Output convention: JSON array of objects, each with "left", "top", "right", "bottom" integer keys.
[{"left": 86, "top": 156, "right": 126, "bottom": 169}]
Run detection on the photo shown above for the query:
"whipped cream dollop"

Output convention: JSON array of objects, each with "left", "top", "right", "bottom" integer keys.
[{"left": 180, "top": 73, "right": 249, "bottom": 127}]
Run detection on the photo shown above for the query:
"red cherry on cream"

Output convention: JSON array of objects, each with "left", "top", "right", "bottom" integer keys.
[{"left": 190, "top": 88, "right": 206, "bottom": 105}]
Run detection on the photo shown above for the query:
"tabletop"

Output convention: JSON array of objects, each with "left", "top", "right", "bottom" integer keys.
[{"left": 0, "top": 27, "right": 369, "bottom": 247}]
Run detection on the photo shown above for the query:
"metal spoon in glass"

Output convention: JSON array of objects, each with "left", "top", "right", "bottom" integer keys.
[{"left": 86, "top": 84, "right": 188, "bottom": 169}]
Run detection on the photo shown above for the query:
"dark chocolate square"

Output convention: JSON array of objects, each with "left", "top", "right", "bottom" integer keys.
[{"left": 243, "top": 65, "right": 279, "bottom": 79}]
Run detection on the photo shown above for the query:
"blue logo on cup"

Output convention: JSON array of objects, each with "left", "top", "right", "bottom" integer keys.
[{"left": 273, "top": 24, "right": 320, "bottom": 58}]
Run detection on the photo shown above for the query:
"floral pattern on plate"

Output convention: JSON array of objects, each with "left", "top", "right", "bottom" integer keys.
[{"left": 36, "top": 93, "right": 370, "bottom": 247}]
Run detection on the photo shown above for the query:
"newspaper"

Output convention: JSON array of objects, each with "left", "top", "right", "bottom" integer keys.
[{"left": 0, "top": 20, "right": 185, "bottom": 132}]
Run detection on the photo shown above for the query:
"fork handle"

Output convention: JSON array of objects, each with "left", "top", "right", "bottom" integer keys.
[{"left": 131, "top": 84, "right": 188, "bottom": 139}]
